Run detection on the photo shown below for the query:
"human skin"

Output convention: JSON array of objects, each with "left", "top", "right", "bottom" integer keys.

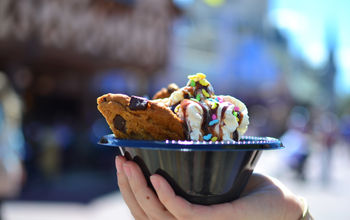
[{"left": 115, "top": 155, "right": 304, "bottom": 220}]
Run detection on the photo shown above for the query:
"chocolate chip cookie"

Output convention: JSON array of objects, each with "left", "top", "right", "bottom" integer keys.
[
  {"left": 152, "top": 83, "right": 179, "bottom": 99},
  {"left": 97, "top": 94, "right": 185, "bottom": 140}
]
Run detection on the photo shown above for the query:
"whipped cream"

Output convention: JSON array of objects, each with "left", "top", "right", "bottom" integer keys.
[
  {"left": 166, "top": 73, "right": 249, "bottom": 141},
  {"left": 177, "top": 100, "right": 203, "bottom": 140}
]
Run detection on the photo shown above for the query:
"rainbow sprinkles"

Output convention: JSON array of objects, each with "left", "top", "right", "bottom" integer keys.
[{"left": 162, "top": 73, "right": 249, "bottom": 142}]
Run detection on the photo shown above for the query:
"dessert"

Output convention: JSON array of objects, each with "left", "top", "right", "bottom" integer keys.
[
  {"left": 97, "top": 73, "right": 249, "bottom": 141},
  {"left": 97, "top": 94, "right": 185, "bottom": 140},
  {"left": 152, "top": 83, "right": 179, "bottom": 99}
]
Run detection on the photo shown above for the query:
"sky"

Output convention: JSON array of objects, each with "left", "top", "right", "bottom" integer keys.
[{"left": 268, "top": 0, "right": 350, "bottom": 95}]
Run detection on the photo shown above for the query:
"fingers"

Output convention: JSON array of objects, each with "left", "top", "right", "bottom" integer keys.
[
  {"left": 116, "top": 156, "right": 175, "bottom": 220},
  {"left": 242, "top": 173, "right": 282, "bottom": 196},
  {"left": 241, "top": 173, "right": 269, "bottom": 195},
  {"left": 150, "top": 174, "right": 200, "bottom": 220},
  {"left": 123, "top": 161, "right": 175, "bottom": 220},
  {"left": 115, "top": 156, "right": 147, "bottom": 220}
]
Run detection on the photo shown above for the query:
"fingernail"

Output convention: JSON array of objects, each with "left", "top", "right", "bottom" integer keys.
[
  {"left": 150, "top": 175, "right": 160, "bottom": 190},
  {"left": 116, "top": 156, "right": 122, "bottom": 174},
  {"left": 123, "top": 163, "right": 132, "bottom": 179}
]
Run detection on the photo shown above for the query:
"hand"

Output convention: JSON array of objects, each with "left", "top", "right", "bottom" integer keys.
[{"left": 115, "top": 155, "right": 304, "bottom": 220}]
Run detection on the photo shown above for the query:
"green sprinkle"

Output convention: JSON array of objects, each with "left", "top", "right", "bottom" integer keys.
[
  {"left": 233, "top": 111, "right": 238, "bottom": 117},
  {"left": 190, "top": 98, "right": 199, "bottom": 102},
  {"left": 190, "top": 80, "right": 196, "bottom": 87},
  {"left": 211, "top": 136, "right": 218, "bottom": 142},
  {"left": 196, "top": 93, "right": 201, "bottom": 101}
]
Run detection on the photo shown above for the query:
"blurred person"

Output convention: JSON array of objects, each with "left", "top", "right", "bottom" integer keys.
[
  {"left": 115, "top": 156, "right": 313, "bottom": 220},
  {"left": 339, "top": 114, "right": 350, "bottom": 153},
  {"left": 0, "top": 72, "right": 25, "bottom": 217},
  {"left": 312, "top": 109, "right": 339, "bottom": 186},
  {"left": 280, "top": 106, "right": 311, "bottom": 181}
]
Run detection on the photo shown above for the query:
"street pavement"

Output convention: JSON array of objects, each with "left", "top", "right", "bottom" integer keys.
[{"left": 255, "top": 142, "right": 350, "bottom": 220}]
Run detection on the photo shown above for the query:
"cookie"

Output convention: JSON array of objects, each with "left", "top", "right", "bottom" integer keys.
[
  {"left": 152, "top": 83, "right": 179, "bottom": 99},
  {"left": 97, "top": 93, "right": 185, "bottom": 140}
]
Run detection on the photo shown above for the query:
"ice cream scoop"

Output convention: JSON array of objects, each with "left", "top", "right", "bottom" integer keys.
[{"left": 156, "top": 73, "right": 249, "bottom": 141}]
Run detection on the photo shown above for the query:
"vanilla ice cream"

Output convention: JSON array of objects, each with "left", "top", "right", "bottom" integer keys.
[{"left": 157, "top": 73, "right": 249, "bottom": 141}]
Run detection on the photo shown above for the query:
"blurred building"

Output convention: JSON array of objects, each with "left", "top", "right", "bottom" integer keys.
[
  {"left": 0, "top": 0, "right": 345, "bottom": 204},
  {"left": 0, "top": 0, "right": 180, "bottom": 202}
]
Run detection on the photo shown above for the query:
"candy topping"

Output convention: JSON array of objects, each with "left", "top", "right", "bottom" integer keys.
[
  {"left": 188, "top": 73, "right": 206, "bottom": 81},
  {"left": 202, "top": 89, "right": 210, "bottom": 97},
  {"left": 217, "top": 97, "right": 223, "bottom": 103},
  {"left": 174, "top": 104, "right": 180, "bottom": 113},
  {"left": 168, "top": 72, "right": 248, "bottom": 142},
  {"left": 199, "top": 79, "right": 209, "bottom": 86},
  {"left": 196, "top": 93, "right": 201, "bottom": 101},
  {"left": 203, "top": 133, "right": 212, "bottom": 141},
  {"left": 211, "top": 102, "right": 218, "bottom": 109},
  {"left": 209, "top": 119, "right": 219, "bottom": 126},
  {"left": 190, "top": 80, "right": 196, "bottom": 87}
]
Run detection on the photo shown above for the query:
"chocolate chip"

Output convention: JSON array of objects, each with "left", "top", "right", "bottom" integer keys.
[
  {"left": 114, "top": 114, "right": 126, "bottom": 133},
  {"left": 99, "top": 137, "right": 108, "bottom": 144},
  {"left": 129, "top": 96, "right": 148, "bottom": 110},
  {"left": 232, "top": 130, "right": 239, "bottom": 142}
]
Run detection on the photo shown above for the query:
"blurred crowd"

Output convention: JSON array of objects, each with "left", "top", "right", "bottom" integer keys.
[{"left": 0, "top": 72, "right": 24, "bottom": 199}]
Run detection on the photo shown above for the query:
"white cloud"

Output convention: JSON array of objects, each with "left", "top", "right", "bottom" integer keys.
[
  {"left": 304, "top": 42, "right": 327, "bottom": 67},
  {"left": 335, "top": 48, "right": 350, "bottom": 94},
  {"left": 269, "top": 9, "right": 308, "bottom": 33}
]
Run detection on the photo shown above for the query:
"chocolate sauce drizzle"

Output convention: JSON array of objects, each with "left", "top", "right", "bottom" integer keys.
[
  {"left": 238, "top": 112, "right": 243, "bottom": 125},
  {"left": 232, "top": 130, "right": 239, "bottom": 141},
  {"left": 177, "top": 78, "right": 244, "bottom": 141},
  {"left": 180, "top": 100, "right": 190, "bottom": 139},
  {"left": 197, "top": 102, "right": 210, "bottom": 135},
  {"left": 219, "top": 104, "right": 229, "bottom": 140}
]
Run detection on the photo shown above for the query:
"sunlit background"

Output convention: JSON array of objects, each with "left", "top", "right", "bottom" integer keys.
[{"left": 0, "top": 0, "right": 349, "bottom": 219}]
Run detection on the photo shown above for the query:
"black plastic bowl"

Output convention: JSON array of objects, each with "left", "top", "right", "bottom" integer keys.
[{"left": 99, "top": 135, "right": 283, "bottom": 205}]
